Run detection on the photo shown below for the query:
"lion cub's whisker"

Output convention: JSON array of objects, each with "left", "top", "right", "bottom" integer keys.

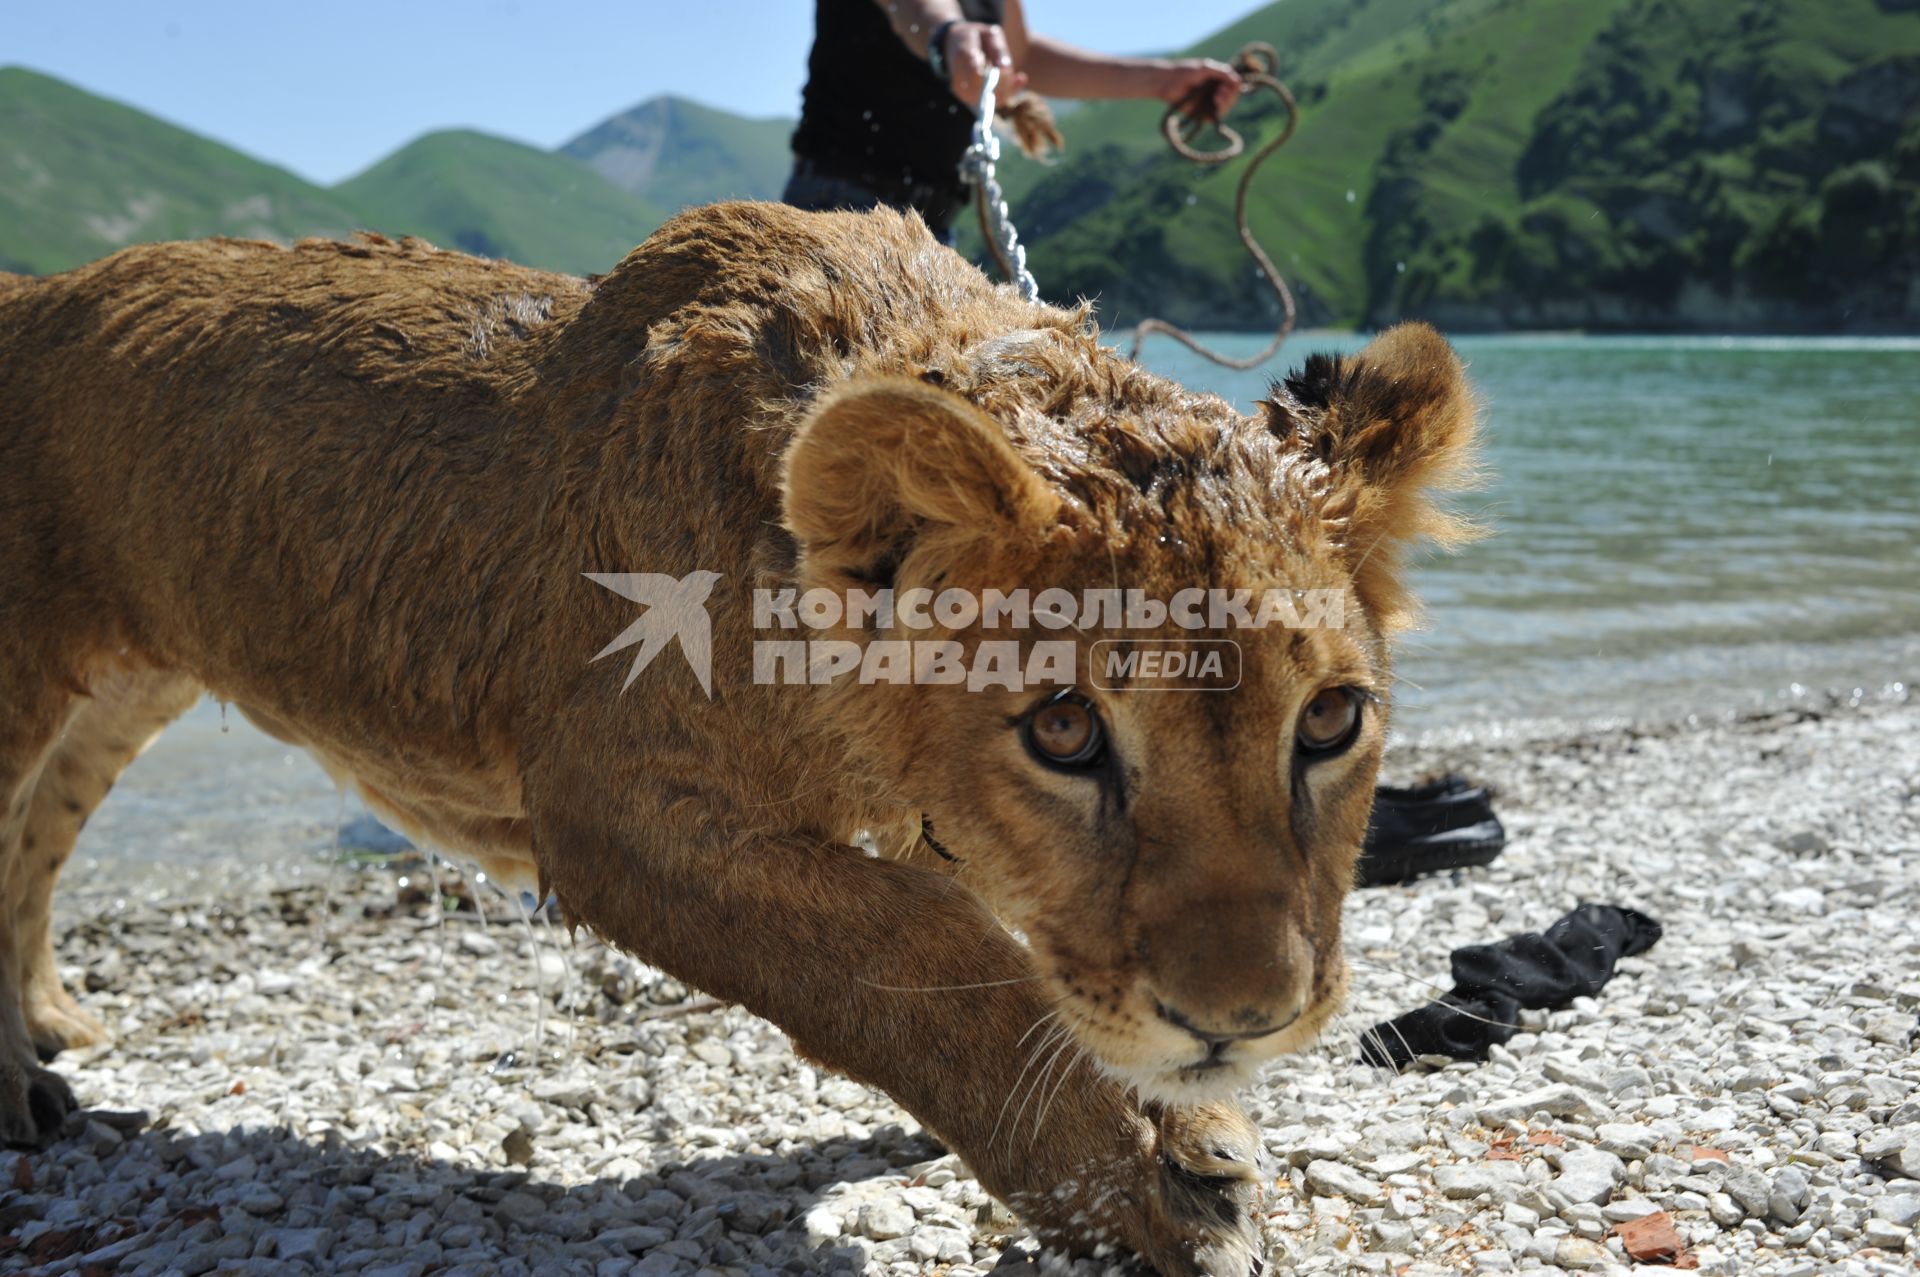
[
  {"left": 1012, "top": 1028, "right": 1077, "bottom": 1150},
  {"left": 1310, "top": 1010, "right": 1375, "bottom": 1076},
  {"left": 857, "top": 974, "right": 1041, "bottom": 993},
  {"left": 1014, "top": 1007, "right": 1058, "bottom": 1052},
  {"left": 1030, "top": 1042, "right": 1087, "bottom": 1146},
  {"left": 992, "top": 1018, "right": 1070, "bottom": 1148},
  {"left": 1346, "top": 955, "right": 1526, "bottom": 1031},
  {"left": 1355, "top": 1020, "right": 1411, "bottom": 1077},
  {"left": 1345, "top": 954, "right": 1451, "bottom": 997}
]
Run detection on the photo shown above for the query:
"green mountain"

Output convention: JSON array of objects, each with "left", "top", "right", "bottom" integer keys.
[
  {"left": 988, "top": 0, "right": 1920, "bottom": 332},
  {"left": 0, "top": 66, "right": 364, "bottom": 274},
  {"left": 335, "top": 129, "right": 665, "bottom": 276},
  {"left": 13, "top": 0, "right": 1917, "bottom": 334},
  {"left": 0, "top": 69, "right": 681, "bottom": 279},
  {"left": 561, "top": 95, "right": 793, "bottom": 211}
]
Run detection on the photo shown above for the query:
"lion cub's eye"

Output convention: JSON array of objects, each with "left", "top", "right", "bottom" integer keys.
[
  {"left": 1296, "top": 687, "right": 1363, "bottom": 757},
  {"left": 1025, "top": 692, "right": 1107, "bottom": 769}
]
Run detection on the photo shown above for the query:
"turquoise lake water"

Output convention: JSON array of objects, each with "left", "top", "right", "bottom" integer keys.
[{"left": 1135, "top": 333, "right": 1920, "bottom": 737}]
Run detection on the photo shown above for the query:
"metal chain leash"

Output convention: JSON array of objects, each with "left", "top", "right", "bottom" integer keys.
[
  {"left": 958, "top": 66, "right": 1041, "bottom": 304},
  {"left": 959, "top": 44, "right": 1299, "bottom": 371}
]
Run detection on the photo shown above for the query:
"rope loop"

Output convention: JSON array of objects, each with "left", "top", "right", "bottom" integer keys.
[{"left": 1131, "top": 42, "right": 1300, "bottom": 369}]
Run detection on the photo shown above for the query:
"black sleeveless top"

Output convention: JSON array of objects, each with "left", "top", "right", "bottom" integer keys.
[{"left": 791, "top": 0, "right": 1006, "bottom": 199}]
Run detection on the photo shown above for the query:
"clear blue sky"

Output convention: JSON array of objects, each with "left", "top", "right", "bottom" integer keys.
[{"left": 4, "top": 2, "right": 1258, "bottom": 186}]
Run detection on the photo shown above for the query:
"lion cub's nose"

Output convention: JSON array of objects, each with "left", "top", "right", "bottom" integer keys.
[{"left": 1154, "top": 999, "right": 1300, "bottom": 1046}]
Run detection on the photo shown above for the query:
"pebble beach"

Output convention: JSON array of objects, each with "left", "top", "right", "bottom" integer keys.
[{"left": 8, "top": 686, "right": 1918, "bottom": 1276}]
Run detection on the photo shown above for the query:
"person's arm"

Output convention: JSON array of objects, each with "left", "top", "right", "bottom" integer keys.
[
  {"left": 869, "top": 0, "right": 1236, "bottom": 118},
  {"left": 1003, "top": 0, "right": 1241, "bottom": 117},
  {"left": 1023, "top": 36, "right": 1240, "bottom": 115},
  {"left": 871, "top": 0, "right": 1022, "bottom": 108},
  {"left": 873, "top": 0, "right": 964, "bottom": 58}
]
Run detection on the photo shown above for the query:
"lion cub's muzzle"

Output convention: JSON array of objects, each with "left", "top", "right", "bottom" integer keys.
[
  {"left": 1064, "top": 908, "right": 1330, "bottom": 1100},
  {"left": 1148, "top": 895, "right": 1316, "bottom": 1023}
]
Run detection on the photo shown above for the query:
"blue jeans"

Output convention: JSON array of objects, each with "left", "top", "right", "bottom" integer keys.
[{"left": 782, "top": 159, "right": 961, "bottom": 245}]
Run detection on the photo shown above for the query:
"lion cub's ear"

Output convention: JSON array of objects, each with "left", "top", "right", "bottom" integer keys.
[
  {"left": 782, "top": 378, "right": 1060, "bottom": 582},
  {"left": 1261, "top": 322, "right": 1481, "bottom": 631}
]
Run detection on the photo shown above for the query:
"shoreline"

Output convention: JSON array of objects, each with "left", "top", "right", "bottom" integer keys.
[
  {"left": 54, "top": 675, "right": 1918, "bottom": 904},
  {"left": 1124, "top": 327, "right": 1920, "bottom": 345},
  {"left": 13, "top": 691, "right": 1920, "bottom": 1275}
]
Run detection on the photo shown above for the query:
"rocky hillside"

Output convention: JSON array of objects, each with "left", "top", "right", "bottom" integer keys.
[
  {"left": 0, "top": 67, "right": 366, "bottom": 275},
  {"left": 992, "top": 0, "right": 1920, "bottom": 332},
  {"left": 560, "top": 95, "right": 792, "bottom": 212},
  {"left": 333, "top": 130, "right": 666, "bottom": 277},
  {"left": 0, "top": 70, "right": 783, "bottom": 279},
  {"left": 10, "top": 0, "right": 1916, "bottom": 332}
]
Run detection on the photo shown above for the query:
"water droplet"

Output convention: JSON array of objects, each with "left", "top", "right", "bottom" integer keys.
[{"left": 517, "top": 894, "right": 548, "bottom": 1057}]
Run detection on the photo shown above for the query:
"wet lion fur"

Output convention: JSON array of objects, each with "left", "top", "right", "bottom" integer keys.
[{"left": 0, "top": 203, "right": 1476, "bottom": 1272}]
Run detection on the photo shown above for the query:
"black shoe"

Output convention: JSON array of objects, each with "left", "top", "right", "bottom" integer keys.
[{"left": 1357, "top": 774, "right": 1505, "bottom": 886}]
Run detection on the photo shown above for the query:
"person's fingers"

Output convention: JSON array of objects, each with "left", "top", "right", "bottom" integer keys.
[
  {"left": 1173, "top": 74, "right": 1217, "bottom": 118},
  {"left": 948, "top": 23, "right": 1019, "bottom": 108},
  {"left": 948, "top": 28, "right": 988, "bottom": 109},
  {"left": 1163, "top": 62, "right": 1245, "bottom": 120},
  {"left": 1214, "top": 74, "right": 1242, "bottom": 115},
  {"left": 950, "top": 65, "right": 984, "bottom": 109},
  {"left": 978, "top": 25, "right": 1018, "bottom": 103},
  {"left": 978, "top": 24, "right": 1013, "bottom": 71},
  {"left": 1160, "top": 63, "right": 1221, "bottom": 111}
]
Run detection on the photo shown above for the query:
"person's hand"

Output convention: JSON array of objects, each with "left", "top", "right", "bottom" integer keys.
[
  {"left": 941, "top": 21, "right": 1026, "bottom": 109},
  {"left": 1158, "top": 58, "right": 1242, "bottom": 120}
]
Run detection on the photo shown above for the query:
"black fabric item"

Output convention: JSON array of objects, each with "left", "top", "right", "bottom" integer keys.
[
  {"left": 1359, "top": 903, "right": 1663, "bottom": 1068},
  {"left": 1358, "top": 774, "right": 1507, "bottom": 886},
  {"left": 792, "top": 0, "right": 1005, "bottom": 205}
]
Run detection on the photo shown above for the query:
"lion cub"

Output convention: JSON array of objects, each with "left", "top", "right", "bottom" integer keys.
[{"left": 0, "top": 203, "right": 1475, "bottom": 1274}]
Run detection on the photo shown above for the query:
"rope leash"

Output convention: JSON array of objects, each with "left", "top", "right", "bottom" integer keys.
[
  {"left": 1129, "top": 43, "right": 1298, "bottom": 369},
  {"left": 959, "top": 43, "right": 1299, "bottom": 369},
  {"left": 959, "top": 65, "right": 1041, "bottom": 304}
]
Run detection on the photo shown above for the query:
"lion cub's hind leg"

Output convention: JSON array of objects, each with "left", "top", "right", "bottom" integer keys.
[{"left": 7, "top": 672, "right": 201, "bottom": 1062}]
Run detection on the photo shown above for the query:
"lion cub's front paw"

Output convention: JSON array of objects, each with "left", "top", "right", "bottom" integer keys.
[
  {"left": 26, "top": 988, "right": 112, "bottom": 1062},
  {"left": 1140, "top": 1102, "right": 1268, "bottom": 1277}
]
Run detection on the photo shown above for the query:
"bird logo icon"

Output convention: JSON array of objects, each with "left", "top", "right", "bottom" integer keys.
[{"left": 584, "top": 571, "right": 723, "bottom": 697}]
